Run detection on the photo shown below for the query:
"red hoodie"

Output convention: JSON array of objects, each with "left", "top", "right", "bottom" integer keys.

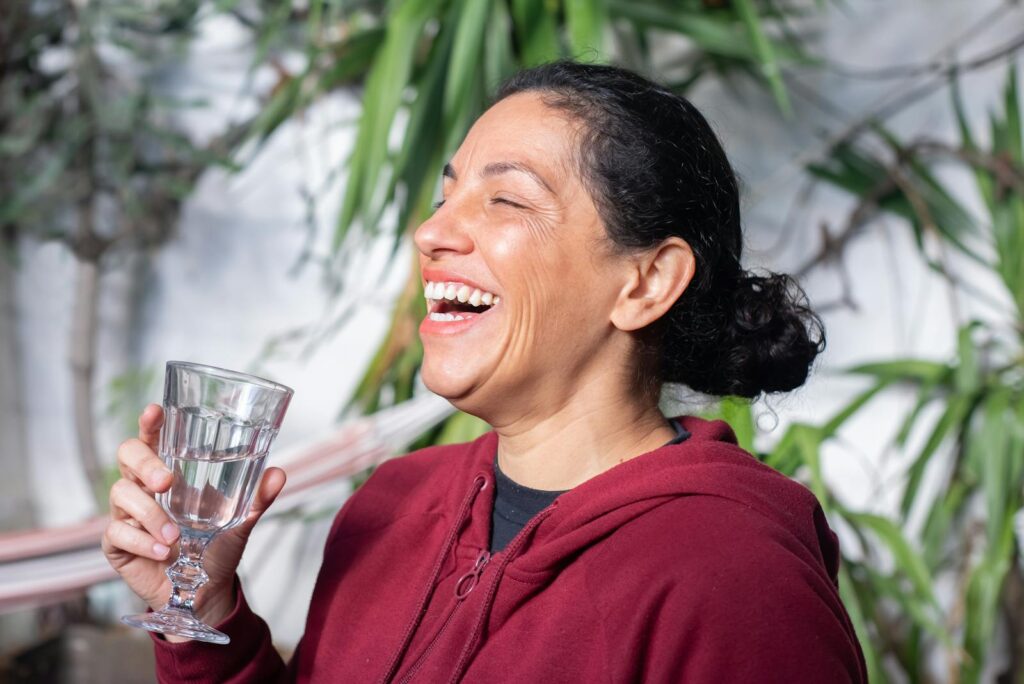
[{"left": 151, "top": 416, "right": 868, "bottom": 682}]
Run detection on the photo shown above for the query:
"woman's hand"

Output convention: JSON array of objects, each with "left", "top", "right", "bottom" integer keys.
[{"left": 102, "top": 404, "right": 286, "bottom": 635}]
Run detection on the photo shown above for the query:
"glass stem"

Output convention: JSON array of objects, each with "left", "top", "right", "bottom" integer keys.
[{"left": 165, "top": 530, "right": 212, "bottom": 614}]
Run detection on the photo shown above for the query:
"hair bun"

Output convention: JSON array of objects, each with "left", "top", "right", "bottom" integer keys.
[{"left": 666, "top": 271, "right": 825, "bottom": 398}]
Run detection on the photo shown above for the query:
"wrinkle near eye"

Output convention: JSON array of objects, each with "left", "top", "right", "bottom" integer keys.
[{"left": 486, "top": 197, "right": 562, "bottom": 243}]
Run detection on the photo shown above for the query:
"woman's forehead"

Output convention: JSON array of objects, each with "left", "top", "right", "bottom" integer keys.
[{"left": 450, "top": 93, "right": 580, "bottom": 189}]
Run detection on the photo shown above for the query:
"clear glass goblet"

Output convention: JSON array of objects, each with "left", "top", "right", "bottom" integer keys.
[{"left": 121, "top": 361, "right": 293, "bottom": 645}]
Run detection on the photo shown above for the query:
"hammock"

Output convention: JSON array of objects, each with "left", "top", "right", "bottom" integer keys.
[{"left": 0, "top": 393, "right": 455, "bottom": 613}]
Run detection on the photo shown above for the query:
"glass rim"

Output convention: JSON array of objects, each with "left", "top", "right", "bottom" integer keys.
[{"left": 167, "top": 361, "right": 294, "bottom": 396}]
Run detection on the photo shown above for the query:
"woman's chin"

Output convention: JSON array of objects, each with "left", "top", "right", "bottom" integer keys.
[{"left": 421, "top": 363, "right": 480, "bottom": 404}]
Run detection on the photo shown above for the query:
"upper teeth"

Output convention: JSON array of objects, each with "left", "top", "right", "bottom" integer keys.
[{"left": 424, "top": 281, "right": 500, "bottom": 306}]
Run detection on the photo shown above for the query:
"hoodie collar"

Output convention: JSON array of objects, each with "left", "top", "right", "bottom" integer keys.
[{"left": 443, "top": 416, "right": 836, "bottom": 586}]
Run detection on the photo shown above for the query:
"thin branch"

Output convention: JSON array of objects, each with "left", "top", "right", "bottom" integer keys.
[
  {"left": 823, "top": 31, "right": 1024, "bottom": 82},
  {"left": 906, "top": 140, "right": 1024, "bottom": 197},
  {"left": 756, "top": 2, "right": 1021, "bottom": 200},
  {"left": 794, "top": 135, "right": 1024, "bottom": 282},
  {"left": 793, "top": 174, "right": 897, "bottom": 278}
]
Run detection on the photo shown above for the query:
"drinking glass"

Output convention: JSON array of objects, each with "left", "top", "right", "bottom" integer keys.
[{"left": 121, "top": 361, "right": 293, "bottom": 644}]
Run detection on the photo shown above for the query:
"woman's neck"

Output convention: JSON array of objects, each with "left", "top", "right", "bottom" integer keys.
[{"left": 492, "top": 376, "right": 674, "bottom": 491}]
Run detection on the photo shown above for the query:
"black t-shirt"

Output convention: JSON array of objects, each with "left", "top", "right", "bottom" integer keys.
[{"left": 489, "top": 419, "right": 691, "bottom": 553}]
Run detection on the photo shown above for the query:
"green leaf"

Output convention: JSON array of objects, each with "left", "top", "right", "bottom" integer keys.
[
  {"left": 511, "top": 0, "right": 561, "bottom": 66},
  {"left": 733, "top": 0, "right": 791, "bottom": 116},
  {"left": 821, "top": 379, "right": 892, "bottom": 437},
  {"left": 951, "top": 74, "right": 997, "bottom": 212},
  {"left": 717, "top": 396, "right": 756, "bottom": 453},
  {"left": 565, "top": 0, "right": 607, "bottom": 59},
  {"left": 483, "top": 0, "right": 516, "bottom": 92},
  {"left": 845, "top": 359, "right": 949, "bottom": 384},
  {"left": 977, "top": 388, "right": 1014, "bottom": 550},
  {"left": 700, "top": 396, "right": 756, "bottom": 453},
  {"left": 836, "top": 564, "right": 884, "bottom": 683},
  {"left": 962, "top": 553, "right": 1012, "bottom": 683},
  {"left": 839, "top": 508, "right": 939, "bottom": 610},
  {"left": 1003, "top": 61, "right": 1022, "bottom": 166},
  {"left": 985, "top": 66, "right": 1024, "bottom": 314},
  {"left": 390, "top": 23, "right": 453, "bottom": 244},
  {"left": 335, "top": 0, "right": 440, "bottom": 249},
  {"left": 0, "top": 119, "right": 86, "bottom": 224},
  {"left": 608, "top": 2, "right": 801, "bottom": 64},
  {"left": 250, "top": 72, "right": 305, "bottom": 146},
  {"left": 899, "top": 391, "right": 976, "bottom": 518},
  {"left": 920, "top": 479, "right": 966, "bottom": 567},
  {"left": 444, "top": 0, "right": 491, "bottom": 146},
  {"left": 435, "top": 410, "right": 491, "bottom": 445},
  {"left": 324, "top": 27, "right": 388, "bottom": 87},
  {"left": 953, "top": 323, "right": 981, "bottom": 394},
  {"left": 893, "top": 370, "right": 952, "bottom": 447},
  {"left": 872, "top": 126, "right": 984, "bottom": 262}
]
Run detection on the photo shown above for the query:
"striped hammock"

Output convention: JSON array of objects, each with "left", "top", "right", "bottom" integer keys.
[{"left": 0, "top": 393, "right": 455, "bottom": 613}]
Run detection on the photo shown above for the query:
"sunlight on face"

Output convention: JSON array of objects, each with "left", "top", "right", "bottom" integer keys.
[{"left": 414, "top": 92, "right": 629, "bottom": 425}]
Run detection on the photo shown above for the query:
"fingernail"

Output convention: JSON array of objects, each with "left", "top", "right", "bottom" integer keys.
[
  {"left": 162, "top": 523, "right": 178, "bottom": 543},
  {"left": 150, "top": 469, "right": 170, "bottom": 488},
  {"left": 153, "top": 543, "right": 169, "bottom": 557}
]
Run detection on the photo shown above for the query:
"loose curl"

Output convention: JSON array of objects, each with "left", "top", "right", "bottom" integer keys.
[{"left": 496, "top": 61, "right": 824, "bottom": 398}]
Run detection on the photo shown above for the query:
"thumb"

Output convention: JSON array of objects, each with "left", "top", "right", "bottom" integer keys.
[{"left": 239, "top": 467, "right": 287, "bottom": 531}]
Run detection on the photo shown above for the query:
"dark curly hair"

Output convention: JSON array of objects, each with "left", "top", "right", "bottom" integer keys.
[{"left": 495, "top": 61, "right": 825, "bottom": 398}]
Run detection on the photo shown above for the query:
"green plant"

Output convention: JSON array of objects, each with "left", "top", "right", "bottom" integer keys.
[
  {"left": 775, "top": 66, "right": 1024, "bottom": 683},
  {"left": 0, "top": 0, "right": 261, "bottom": 505}
]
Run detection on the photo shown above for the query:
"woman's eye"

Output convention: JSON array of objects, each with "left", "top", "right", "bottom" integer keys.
[
  {"left": 491, "top": 197, "right": 525, "bottom": 209},
  {"left": 432, "top": 199, "right": 445, "bottom": 210}
]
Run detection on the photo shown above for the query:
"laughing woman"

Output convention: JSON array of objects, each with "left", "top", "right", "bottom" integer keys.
[{"left": 104, "top": 61, "right": 867, "bottom": 682}]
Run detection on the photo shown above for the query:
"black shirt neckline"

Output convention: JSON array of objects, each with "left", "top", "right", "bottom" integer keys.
[{"left": 489, "top": 419, "right": 691, "bottom": 552}]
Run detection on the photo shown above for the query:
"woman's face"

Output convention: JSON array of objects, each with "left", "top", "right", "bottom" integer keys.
[{"left": 414, "top": 92, "right": 633, "bottom": 421}]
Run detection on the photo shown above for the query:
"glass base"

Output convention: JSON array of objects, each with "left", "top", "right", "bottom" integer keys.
[{"left": 122, "top": 606, "right": 230, "bottom": 645}]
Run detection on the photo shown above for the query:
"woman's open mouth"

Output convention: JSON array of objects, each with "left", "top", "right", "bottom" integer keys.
[{"left": 423, "top": 280, "right": 499, "bottom": 324}]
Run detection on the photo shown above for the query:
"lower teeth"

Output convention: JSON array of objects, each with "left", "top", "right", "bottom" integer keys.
[{"left": 429, "top": 312, "right": 466, "bottom": 322}]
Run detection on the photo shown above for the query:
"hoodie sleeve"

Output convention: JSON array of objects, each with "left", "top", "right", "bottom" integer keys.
[
  {"left": 150, "top": 576, "right": 295, "bottom": 683},
  {"left": 591, "top": 495, "right": 868, "bottom": 683}
]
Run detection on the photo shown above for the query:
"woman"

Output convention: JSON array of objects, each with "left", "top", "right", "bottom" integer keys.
[{"left": 104, "top": 61, "right": 867, "bottom": 682}]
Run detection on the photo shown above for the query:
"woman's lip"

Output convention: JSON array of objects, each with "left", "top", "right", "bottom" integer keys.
[
  {"left": 419, "top": 308, "right": 495, "bottom": 336},
  {"left": 421, "top": 267, "right": 498, "bottom": 296}
]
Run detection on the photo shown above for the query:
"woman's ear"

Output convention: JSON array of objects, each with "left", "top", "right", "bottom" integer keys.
[{"left": 610, "top": 237, "right": 695, "bottom": 332}]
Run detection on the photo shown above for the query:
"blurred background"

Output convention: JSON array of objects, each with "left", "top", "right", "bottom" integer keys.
[{"left": 1, "top": 0, "right": 1022, "bottom": 681}]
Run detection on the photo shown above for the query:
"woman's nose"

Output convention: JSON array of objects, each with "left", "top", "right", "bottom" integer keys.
[{"left": 413, "top": 203, "right": 475, "bottom": 259}]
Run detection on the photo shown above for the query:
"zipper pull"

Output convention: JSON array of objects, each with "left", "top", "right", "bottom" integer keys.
[{"left": 454, "top": 549, "right": 491, "bottom": 599}]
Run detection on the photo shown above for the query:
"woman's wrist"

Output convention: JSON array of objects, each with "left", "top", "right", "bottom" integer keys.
[{"left": 197, "top": 583, "right": 238, "bottom": 626}]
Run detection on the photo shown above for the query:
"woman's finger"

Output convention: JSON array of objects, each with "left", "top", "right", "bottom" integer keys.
[
  {"left": 116, "top": 438, "right": 172, "bottom": 492},
  {"left": 109, "top": 478, "right": 179, "bottom": 545},
  {"left": 138, "top": 403, "right": 164, "bottom": 450},
  {"left": 103, "top": 519, "right": 173, "bottom": 561}
]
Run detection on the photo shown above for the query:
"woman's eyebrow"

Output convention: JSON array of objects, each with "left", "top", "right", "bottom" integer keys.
[
  {"left": 440, "top": 161, "right": 555, "bottom": 195},
  {"left": 482, "top": 161, "right": 555, "bottom": 195}
]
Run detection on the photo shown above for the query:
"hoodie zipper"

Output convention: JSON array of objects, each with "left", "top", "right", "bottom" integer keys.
[
  {"left": 396, "top": 549, "right": 491, "bottom": 684},
  {"left": 378, "top": 475, "right": 488, "bottom": 684},
  {"left": 446, "top": 505, "right": 557, "bottom": 684}
]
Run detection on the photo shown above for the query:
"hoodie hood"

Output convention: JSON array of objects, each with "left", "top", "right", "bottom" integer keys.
[{"left": 448, "top": 415, "right": 840, "bottom": 586}]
